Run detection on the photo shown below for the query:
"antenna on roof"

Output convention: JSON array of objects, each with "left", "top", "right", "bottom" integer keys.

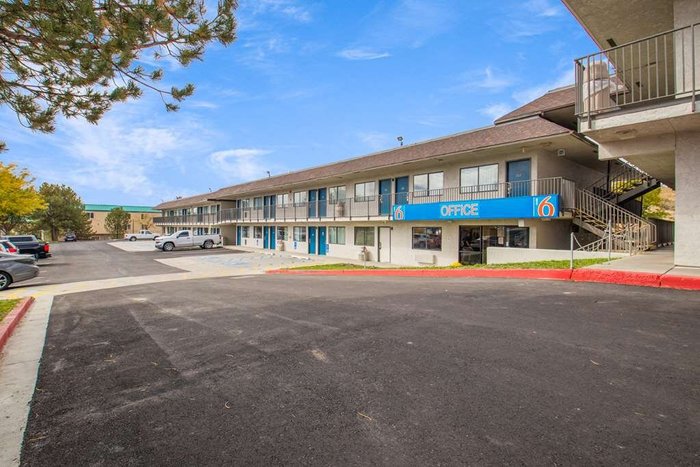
[
  {"left": 209, "top": 188, "right": 212, "bottom": 192},
  {"left": 397, "top": 136, "right": 404, "bottom": 147},
  {"left": 176, "top": 196, "right": 182, "bottom": 200},
  {"left": 266, "top": 171, "right": 271, "bottom": 178}
]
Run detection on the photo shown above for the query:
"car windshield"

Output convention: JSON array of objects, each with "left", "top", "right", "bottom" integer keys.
[{"left": 9, "top": 236, "right": 34, "bottom": 242}]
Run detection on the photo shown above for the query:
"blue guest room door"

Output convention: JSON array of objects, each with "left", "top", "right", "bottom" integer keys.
[
  {"left": 308, "top": 190, "right": 317, "bottom": 218},
  {"left": 236, "top": 226, "right": 241, "bottom": 245},
  {"left": 318, "top": 227, "right": 327, "bottom": 255},
  {"left": 507, "top": 159, "right": 531, "bottom": 197},
  {"left": 269, "top": 226, "right": 276, "bottom": 249},
  {"left": 379, "top": 179, "right": 392, "bottom": 215},
  {"left": 318, "top": 188, "right": 327, "bottom": 217},
  {"left": 263, "top": 226, "right": 270, "bottom": 249},
  {"left": 308, "top": 227, "right": 317, "bottom": 254},
  {"left": 395, "top": 176, "right": 409, "bottom": 205}
]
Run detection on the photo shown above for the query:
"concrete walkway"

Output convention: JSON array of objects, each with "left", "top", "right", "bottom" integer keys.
[{"left": 587, "top": 247, "right": 700, "bottom": 278}]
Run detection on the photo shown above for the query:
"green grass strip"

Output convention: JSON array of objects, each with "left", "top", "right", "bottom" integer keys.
[{"left": 0, "top": 299, "right": 21, "bottom": 323}]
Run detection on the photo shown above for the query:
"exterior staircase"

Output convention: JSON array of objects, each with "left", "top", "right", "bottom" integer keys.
[
  {"left": 588, "top": 160, "right": 661, "bottom": 206},
  {"left": 573, "top": 188, "right": 656, "bottom": 254}
]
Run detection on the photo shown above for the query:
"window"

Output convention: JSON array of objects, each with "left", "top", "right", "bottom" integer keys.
[
  {"left": 412, "top": 227, "right": 442, "bottom": 250},
  {"left": 460, "top": 164, "right": 499, "bottom": 193},
  {"left": 177, "top": 231, "right": 190, "bottom": 238},
  {"left": 241, "top": 226, "right": 250, "bottom": 238},
  {"left": 254, "top": 197, "right": 263, "bottom": 209},
  {"left": 254, "top": 226, "right": 263, "bottom": 238},
  {"left": 211, "top": 228, "right": 220, "bottom": 234},
  {"left": 506, "top": 227, "right": 529, "bottom": 248},
  {"left": 328, "top": 186, "right": 347, "bottom": 204},
  {"left": 277, "top": 193, "right": 290, "bottom": 205},
  {"left": 328, "top": 227, "right": 346, "bottom": 244},
  {"left": 354, "top": 227, "right": 375, "bottom": 246},
  {"left": 241, "top": 199, "right": 251, "bottom": 209},
  {"left": 413, "top": 172, "right": 444, "bottom": 197},
  {"left": 293, "top": 191, "right": 307, "bottom": 206},
  {"left": 293, "top": 226, "right": 307, "bottom": 242},
  {"left": 277, "top": 226, "right": 288, "bottom": 240},
  {"left": 354, "top": 181, "right": 376, "bottom": 201}
]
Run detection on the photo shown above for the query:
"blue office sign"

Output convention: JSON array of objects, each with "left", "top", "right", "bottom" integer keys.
[{"left": 392, "top": 194, "right": 559, "bottom": 221}]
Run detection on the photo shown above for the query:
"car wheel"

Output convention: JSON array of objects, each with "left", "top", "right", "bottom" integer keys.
[
  {"left": 0, "top": 272, "right": 11, "bottom": 291},
  {"left": 129, "top": 236, "right": 137, "bottom": 242},
  {"left": 163, "top": 242, "right": 174, "bottom": 252},
  {"left": 203, "top": 240, "right": 214, "bottom": 249}
]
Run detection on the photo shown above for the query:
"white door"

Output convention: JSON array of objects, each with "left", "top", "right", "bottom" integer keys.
[
  {"left": 175, "top": 231, "right": 191, "bottom": 247},
  {"left": 378, "top": 227, "right": 391, "bottom": 263}
]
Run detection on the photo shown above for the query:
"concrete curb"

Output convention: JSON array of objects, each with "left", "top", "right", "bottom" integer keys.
[
  {"left": 0, "top": 297, "right": 35, "bottom": 353},
  {"left": 267, "top": 268, "right": 700, "bottom": 291}
]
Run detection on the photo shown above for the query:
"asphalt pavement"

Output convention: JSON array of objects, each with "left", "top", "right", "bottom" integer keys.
[{"left": 20, "top": 272, "right": 700, "bottom": 466}]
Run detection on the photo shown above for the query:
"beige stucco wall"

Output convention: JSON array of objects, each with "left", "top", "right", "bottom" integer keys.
[
  {"left": 87, "top": 211, "right": 162, "bottom": 238},
  {"left": 674, "top": 130, "right": 700, "bottom": 267}
]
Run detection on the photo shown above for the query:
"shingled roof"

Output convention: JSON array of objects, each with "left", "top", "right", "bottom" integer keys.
[
  {"left": 494, "top": 85, "right": 576, "bottom": 125},
  {"left": 155, "top": 116, "right": 571, "bottom": 210}
]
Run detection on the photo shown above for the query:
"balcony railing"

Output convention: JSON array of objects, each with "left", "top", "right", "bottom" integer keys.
[
  {"left": 153, "top": 212, "right": 221, "bottom": 225},
  {"left": 575, "top": 23, "right": 698, "bottom": 118},
  {"left": 213, "top": 177, "right": 575, "bottom": 223}
]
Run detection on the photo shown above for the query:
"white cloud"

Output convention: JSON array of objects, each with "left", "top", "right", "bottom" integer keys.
[
  {"left": 512, "top": 69, "right": 573, "bottom": 104},
  {"left": 492, "top": 0, "right": 565, "bottom": 41},
  {"left": 451, "top": 66, "right": 515, "bottom": 93},
  {"left": 189, "top": 100, "right": 220, "bottom": 109},
  {"left": 524, "top": 0, "right": 562, "bottom": 17},
  {"left": 337, "top": 48, "right": 390, "bottom": 61},
  {"left": 358, "top": 131, "right": 394, "bottom": 151},
  {"left": 479, "top": 103, "right": 514, "bottom": 121},
  {"left": 208, "top": 148, "right": 272, "bottom": 181}
]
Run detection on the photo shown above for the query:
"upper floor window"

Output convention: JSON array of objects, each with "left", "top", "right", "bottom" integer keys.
[
  {"left": 328, "top": 185, "right": 347, "bottom": 204},
  {"left": 293, "top": 191, "right": 307, "bottom": 206},
  {"left": 241, "top": 199, "right": 251, "bottom": 209},
  {"left": 414, "top": 172, "right": 444, "bottom": 197},
  {"left": 277, "top": 193, "right": 290, "bottom": 206},
  {"left": 354, "top": 181, "right": 376, "bottom": 202},
  {"left": 460, "top": 164, "right": 499, "bottom": 193},
  {"left": 253, "top": 197, "right": 263, "bottom": 209}
]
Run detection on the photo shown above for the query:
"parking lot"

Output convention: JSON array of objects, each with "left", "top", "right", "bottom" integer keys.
[{"left": 12, "top": 243, "right": 700, "bottom": 465}]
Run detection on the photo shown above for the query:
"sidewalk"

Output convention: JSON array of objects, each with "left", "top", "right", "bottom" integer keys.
[
  {"left": 224, "top": 245, "right": 406, "bottom": 269},
  {"left": 585, "top": 247, "right": 700, "bottom": 278}
]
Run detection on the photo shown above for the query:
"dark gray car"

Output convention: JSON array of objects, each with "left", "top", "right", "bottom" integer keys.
[{"left": 0, "top": 252, "right": 39, "bottom": 291}]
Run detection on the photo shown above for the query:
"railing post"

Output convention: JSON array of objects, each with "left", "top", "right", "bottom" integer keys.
[{"left": 570, "top": 232, "right": 575, "bottom": 270}]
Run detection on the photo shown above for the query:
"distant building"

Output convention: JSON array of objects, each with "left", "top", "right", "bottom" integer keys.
[{"left": 83, "top": 204, "right": 162, "bottom": 240}]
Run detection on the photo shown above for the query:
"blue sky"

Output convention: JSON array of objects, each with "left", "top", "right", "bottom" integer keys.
[{"left": 0, "top": 0, "right": 597, "bottom": 206}]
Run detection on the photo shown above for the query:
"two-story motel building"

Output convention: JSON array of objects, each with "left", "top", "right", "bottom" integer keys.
[{"left": 155, "top": 85, "right": 664, "bottom": 266}]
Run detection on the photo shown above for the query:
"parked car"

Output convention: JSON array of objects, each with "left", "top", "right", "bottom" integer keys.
[
  {"left": 125, "top": 230, "right": 159, "bottom": 241},
  {"left": 0, "top": 240, "right": 19, "bottom": 254},
  {"left": 64, "top": 232, "right": 77, "bottom": 242},
  {"left": 0, "top": 235, "right": 51, "bottom": 259},
  {"left": 155, "top": 230, "right": 222, "bottom": 252},
  {"left": 0, "top": 252, "right": 39, "bottom": 291}
]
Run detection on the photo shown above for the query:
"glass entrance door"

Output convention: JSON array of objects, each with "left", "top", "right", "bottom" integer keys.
[
  {"left": 507, "top": 159, "right": 531, "bottom": 197},
  {"left": 459, "top": 226, "right": 484, "bottom": 264}
]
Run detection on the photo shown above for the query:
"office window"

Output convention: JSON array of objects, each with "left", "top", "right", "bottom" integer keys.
[
  {"left": 328, "top": 227, "right": 346, "bottom": 244},
  {"left": 293, "top": 226, "right": 307, "bottom": 242},
  {"left": 254, "top": 226, "right": 262, "bottom": 238},
  {"left": 354, "top": 182, "right": 376, "bottom": 201},
  {"left": 277, "top": 193, "right": 290, "bottom": 205},
  {"left": 412, "top": 227, "right": 442, "bottom": 250},
  {"left": 293, "top": 191, "right": 307, "bottom": 206},
  {"left": 277, "top": 226, "right": 288, "bottom": 241},
  {"left": 354, "top": 227, "right": 375, "bottom": 246},
  {"left": 328, "top": 186, "right": 347, "bottom": 204},
  {"left": 254, "top": 197, "right": 263, "bottom": 209},
  {"left": 413, "top": 172, "right": 444, "bottom": 197},
  {"left": 241, "top": 226, "right": 250, "bottom": 238},
  {"left": 460, "top": 164, "right": 499, "bottom": 193}
]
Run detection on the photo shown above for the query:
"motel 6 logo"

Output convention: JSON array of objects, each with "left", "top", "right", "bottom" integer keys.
[
  {"left": 535, "top": 196, "right": 556, "bottom": 217},
  {"left": 393, "top": 205, "right": 406, "bottom": 220}
]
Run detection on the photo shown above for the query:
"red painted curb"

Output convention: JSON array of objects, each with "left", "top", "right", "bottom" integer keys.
[
  {"left": 267, "top": 268, "right": 700, "bottom": 291},
  {"left": 571, "top": 269, "right": 660, "bottom": 288},
  {"left": 659, "top": 274, "right": 700, "bottom": 291},
  {"left": 0, "top": 297, "right": 35, "bottom": 353}
]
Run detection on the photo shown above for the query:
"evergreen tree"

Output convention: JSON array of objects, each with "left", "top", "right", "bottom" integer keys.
[
  {"left": 34, "top": 183, "right": 93, "bottom": 241},
  {"left": 0, "top": 0, "right": 236, "bottom": 150}
]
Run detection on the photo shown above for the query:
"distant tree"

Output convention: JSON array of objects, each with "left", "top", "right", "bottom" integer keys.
[
  {"left": 105, "top": 207, "right": 131, "bottom": 239},
  {"left": 0, "top": 0, "right": 236, "bottom": 150},
  {"left": 34, "top": 183, "right": 93, "bottom": 241},
  {"left": 642, "top": 187, "right": 675, "bottom": 220},
  {"left": 0, "top": 162, "right": 45, "bottom": 234}
]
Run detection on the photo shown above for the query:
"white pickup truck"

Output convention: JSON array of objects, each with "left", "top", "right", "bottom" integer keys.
[
  {"left": 125, "top": 230, "right": 159, "bottom": 241},
  {"left": 155, "top": 230, "right": 222, "bottom": 252}
]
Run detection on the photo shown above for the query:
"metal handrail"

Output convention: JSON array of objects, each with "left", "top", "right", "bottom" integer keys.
[
  {"left": 586, "top": 162, "right": 655, "bottom": 201},
  {"left": 575, "top": 23, "right": 698, "bottom": 118},
  {"left": 576, "top": 188, "right": 656, "bottom": 253}
]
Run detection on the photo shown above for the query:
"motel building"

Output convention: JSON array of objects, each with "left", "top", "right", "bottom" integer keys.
[{"left": 154, "top": 85, "right": 667, "bottom": 267}]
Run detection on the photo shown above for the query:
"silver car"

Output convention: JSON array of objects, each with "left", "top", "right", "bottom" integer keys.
[{"left": 0, "top": 252, "right": 39, "bottom": 291}]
